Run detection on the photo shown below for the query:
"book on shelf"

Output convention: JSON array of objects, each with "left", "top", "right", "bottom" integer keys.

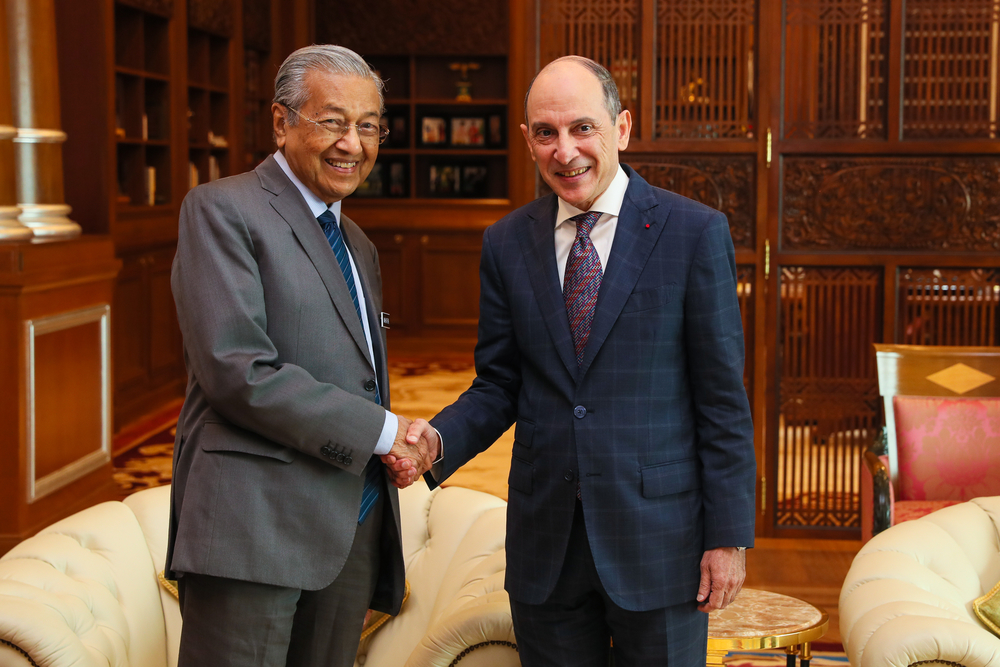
[
  {"left": 189, "top": 162, "right": 199, "bottom": 188},
  {"left": 146, "top": 166, "right": 156, "bottom": 206},
  {"left": 208, "top": 155, "right": 220, "bottom": 182}
]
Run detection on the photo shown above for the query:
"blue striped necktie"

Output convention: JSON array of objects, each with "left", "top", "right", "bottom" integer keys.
[{"left": 317, "top": 209, "right": 382, "bottom": 524}]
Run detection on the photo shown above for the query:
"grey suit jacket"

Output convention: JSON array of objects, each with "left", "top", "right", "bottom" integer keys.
[{"left": 166, "top": 155, "right": 405, "bottom": 614}]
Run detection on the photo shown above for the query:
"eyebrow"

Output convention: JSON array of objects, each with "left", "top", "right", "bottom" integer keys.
[
  {"left": 529, "top": 116, "right": 599, "bottom": 132},
  {"left": 315, "top": 104, "right": 380, "bottom": 120}
]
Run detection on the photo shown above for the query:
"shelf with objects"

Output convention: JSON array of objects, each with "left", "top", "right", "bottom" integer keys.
[
  {"left": 113, "top": 3, "right": 172, "bottom": 211},
  {"left": 186, "top": 27, "right": 231, "bottom": 189},
  {"left": 350, "top": 55, "right": 509, "bottom": 204}
]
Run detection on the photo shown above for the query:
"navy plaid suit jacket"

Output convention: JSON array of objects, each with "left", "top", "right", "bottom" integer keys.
[{"left": 429, "top": 165, "right": 755, "bottom": 612}]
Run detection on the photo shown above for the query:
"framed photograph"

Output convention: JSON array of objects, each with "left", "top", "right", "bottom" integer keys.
[
  {"left": 450, "top": 117, "right": 486, "bottom": 146},
  {"left": 388, "top": 114, "right": 407, "bottom": 147},
  {"left": 354, "top": 162, "right": 384, "bottom": 197},
  {"left": 461, "top": 165, "right": 488, "bottom": 198},
  {"left": 421, "top": 116, "right": 447, "bottom": 145},
  {"left": 389, "top": 161, "right": 407, "bottom": 197},
  {"left": 488, "top": 114, "right": 504, "bottom": 146},
  {"left": 429, "top": 164, "right": 461, "bottom": 197}
]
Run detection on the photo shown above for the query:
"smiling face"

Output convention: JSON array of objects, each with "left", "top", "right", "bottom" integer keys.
[
  {"left": 520, "top": 59, "right": 631, "bottom": 211},
  {"left": 273, "top": 70, "right": 381, "bottom": 203}
]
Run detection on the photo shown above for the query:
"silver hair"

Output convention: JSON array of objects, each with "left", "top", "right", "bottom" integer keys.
[
  {"left": 274, "top": 44, "right": 385, "bottom": 124},
  {"left": 523, "top": 56, "right": 622, "bottom": 123}
]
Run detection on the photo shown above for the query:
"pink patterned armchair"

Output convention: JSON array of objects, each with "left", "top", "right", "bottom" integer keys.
[{"left": 862, "top": 344, "right": 1000, "bottom": 542}]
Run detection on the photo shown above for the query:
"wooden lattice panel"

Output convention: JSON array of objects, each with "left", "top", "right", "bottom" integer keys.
[
  {"left": 899, "top": 268, "right": 1000, "bottom": 346},
  {"left": 538, "top": 0, "right": 640, "bottom": 111},
  {"left": 775, "top": 266, "right": 882, "bottom": 530},
  {"left": 784, "top": 0, "right": 888, "bottom": 139},
  {"left": 903, "top": 1, "right": 1000, "bottom": 139},
  {"left": 782, "top": 156, "right": 1000, "bottom": 251},
  {"left": 654, "top": 0, "right": 755, "bottom": 139}
]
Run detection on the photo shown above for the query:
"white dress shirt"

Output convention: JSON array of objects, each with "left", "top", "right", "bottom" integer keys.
[
  {"left": 273, "top": 150, "right": 397, "bottom": 456},
  {"left": 554, "top": 165, "right": 630, "bottom": 286}
]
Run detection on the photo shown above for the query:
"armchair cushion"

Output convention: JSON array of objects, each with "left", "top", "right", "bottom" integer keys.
[
  {"left": 974, "top": 580, "right": 1000, "bottom": 638},
  {"left": 893, "top": 396, "right": 1000, "bottom": 501}
]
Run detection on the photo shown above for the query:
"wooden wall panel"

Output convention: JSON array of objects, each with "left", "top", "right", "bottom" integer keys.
[
  {"left": 539, "top": 0, "right": 640, "bottom": 112},
  {"left": 655, "top": 0, "right": 755, "bottom": 139},
  {"left": 903, "top": 1, "right": 1000, "bottom": 139},
  {"left": 775, "top": 266, "right": 882, "bottom": 530},
  {"left": 783, "top": 0, "right": 888, "bottom": 140},
  {"left": 419, "top": 235, "right": 481, "bottom": 329},
  {"left": 898, "top": 268, "right": 1000, "bottom": 346},
  {"left": 782, "top": 156, "right": 1000, "bottom": 251},
  {"left": 632, "top": 155, "right": 755, "bottom": 249}
]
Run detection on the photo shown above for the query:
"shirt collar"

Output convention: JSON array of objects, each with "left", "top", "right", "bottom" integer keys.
[
  {"left": 273, "top": 150, "right": 343, "bottom": 221},
  {"left": 555, "top": 165, "right": 629, "bottom": 229}
]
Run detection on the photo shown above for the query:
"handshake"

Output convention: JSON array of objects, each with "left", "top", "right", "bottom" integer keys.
[{"left": 380, "top": 417, "right": 439, "bottom": 489}]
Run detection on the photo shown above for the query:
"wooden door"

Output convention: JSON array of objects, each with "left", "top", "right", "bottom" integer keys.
[{"left": 525, "top": 0, "right": 1000, "bottom": 539}]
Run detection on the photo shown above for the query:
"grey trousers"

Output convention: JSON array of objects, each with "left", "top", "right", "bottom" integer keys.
[{"left": 176, "top": 495, "right": 383, "bottom": 667}]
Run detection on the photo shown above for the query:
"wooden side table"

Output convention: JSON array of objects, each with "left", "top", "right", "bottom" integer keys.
[{"left": 707, "top": 588, "right": 829, "bottom": 667}]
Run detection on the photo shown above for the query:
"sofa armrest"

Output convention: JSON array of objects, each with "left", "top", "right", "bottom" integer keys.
[{"left": 0, "top": 500, "right": 168, "bottom": 667}]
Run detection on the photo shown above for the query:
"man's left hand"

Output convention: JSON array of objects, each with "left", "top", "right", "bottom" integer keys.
[{"left": 696, "top": 547, "right": 746, "bottom": 612}]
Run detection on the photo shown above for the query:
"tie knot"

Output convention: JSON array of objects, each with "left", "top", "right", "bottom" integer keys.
[
  {"left": 570, "top": 211, "right": 601, "bottom": 238},
  {"left": 317, "top": 209, "right": 337, "bottom": 229}
]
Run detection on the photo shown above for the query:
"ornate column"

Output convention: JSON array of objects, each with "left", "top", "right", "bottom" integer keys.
[
  {"left": 6, "top": 0, "right": 80, "bottom": 237},
  {"left": 0, "top": 0, "right": 30, "bottom": 241}
]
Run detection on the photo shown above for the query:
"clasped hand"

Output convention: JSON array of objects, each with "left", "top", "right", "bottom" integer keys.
[{"left": 380, "top": 417, "right": 439, "bottom": 488}]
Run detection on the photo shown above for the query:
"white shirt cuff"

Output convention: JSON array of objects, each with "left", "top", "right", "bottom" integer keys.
[{"left": 373, "top": 411, "right": 398, "bottom": 456}]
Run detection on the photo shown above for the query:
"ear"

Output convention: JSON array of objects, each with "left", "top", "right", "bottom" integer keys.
[
  {"left": 520, "top": 124, "right": 538, "bottom": 163},
  {"left": 272, "top": 103, "right": 289, "bottom": 149},
  {"left": 616, "top": 110, "right": 632, "bottom": 151}
]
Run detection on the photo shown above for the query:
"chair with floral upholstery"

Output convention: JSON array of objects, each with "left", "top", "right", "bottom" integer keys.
[{"left": 861, "top": 344, "right": 1000, "bottom": 542}]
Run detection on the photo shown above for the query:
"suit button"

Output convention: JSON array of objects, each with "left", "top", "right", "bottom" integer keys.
[
  {"left": 345, "top": 456, "right": 353, "bottom": 466},
  {"left": 321, "top": 445, "right": 333, "bottom": 457},
  {"left": 364, "top": 379, "right": 377, "bottom": 392},
  {"left": 564, "top": 469, "right": 575, "bottom": 482},
  {"left": 574, "top": 405, "right": 587, "bottom": 418},
  {"left": 337, "top": 453, "right": 345, "bottom": 463}
]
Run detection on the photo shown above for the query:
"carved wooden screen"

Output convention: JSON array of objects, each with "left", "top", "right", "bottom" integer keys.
[
  {"left": 538, "top": 0, "right": 641, "bottom": 113},
  {"left": 776, "top": 267, "right": 881, "bottom": 529},
  {"left": 903, "top": 1, "right": 1000, "bottom": 139},
  {"left": 899, "top": 269, "right": 1000, "bottom": 345},
  {"left": 784, "top": 0, "right": 888, "bottom": 139},
  {"left": 655, "top": 0, "right": 756, "bottom": 138}
]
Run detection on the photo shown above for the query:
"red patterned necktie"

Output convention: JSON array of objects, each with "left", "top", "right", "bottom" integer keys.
[{"left": 563, "top": 211, "right": 603, "bottom": 366}]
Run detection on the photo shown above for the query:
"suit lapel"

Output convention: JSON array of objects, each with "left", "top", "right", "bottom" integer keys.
[
  {"left": 578, "top": 168, "right": 669, "bottom": 379},
  {"left": 342, "top": 215, "right": 391, "bottom": 406},
  {"left": 257, "top": 156, "right": 370, "bottom": 359},
  {"left": 517, "top": 195, "right": 579, "bottom": 380}
]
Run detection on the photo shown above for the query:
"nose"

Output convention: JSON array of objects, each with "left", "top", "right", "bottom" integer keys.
[
  {"left": 552, "top": 131, "right": 578, "bottom": 164},
  {"left": 336, "top": 124, "right": 364, "bottom": 152}
]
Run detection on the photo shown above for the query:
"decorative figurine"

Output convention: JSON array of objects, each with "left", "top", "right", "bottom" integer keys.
[{"left": 449, "top": 61, "right": 481, "bottom": 101}]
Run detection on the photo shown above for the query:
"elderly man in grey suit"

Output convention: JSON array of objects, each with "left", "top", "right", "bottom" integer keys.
[
  {"left": 393, "top": 56, "right": 756, "bottom": 666},
  {"left": 167, "top": 45, "right": 430, "bottom": 667}
]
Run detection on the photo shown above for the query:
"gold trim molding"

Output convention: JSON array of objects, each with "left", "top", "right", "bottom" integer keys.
[
  {"left": 0, "top": 125, "right": 17, "bottom": 140},
  {"left": 24, "top": 305, "right": 112, "bottom": 503},
  {"left": 13, "top": 128, "right": 68, "bottom": 144}
]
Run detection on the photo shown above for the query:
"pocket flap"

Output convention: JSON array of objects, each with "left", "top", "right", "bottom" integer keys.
[
  {"left": 622, "top": 283, "right": 675, "bottom": 313},
  {"left": 200, "top": 422, "right": 295, "bottom": 463},
  {"left": 641, "top": 458, "right": 700, "bottom": 498}
]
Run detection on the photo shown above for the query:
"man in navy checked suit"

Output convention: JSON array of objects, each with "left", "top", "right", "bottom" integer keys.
[{"left": 390, "top": 56, "right": 755, "bottom": 666}]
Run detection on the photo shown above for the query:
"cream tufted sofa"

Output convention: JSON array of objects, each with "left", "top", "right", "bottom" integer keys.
[
  {"left": 840, "top": 496, "right": 1000, "bottom": 667},
  {"left": 0, "top": 482, "right": 519, "bottom": 667}
]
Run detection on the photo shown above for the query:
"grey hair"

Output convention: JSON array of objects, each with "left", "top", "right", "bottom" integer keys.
[
  {"left": 274, "top": 44, "right": 385, "bottom": 124},
  {"left": 523, "top": 56, "right": 622, "bottom": 123}
]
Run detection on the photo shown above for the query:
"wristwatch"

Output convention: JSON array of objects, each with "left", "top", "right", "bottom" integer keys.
[{"left": 735, "top": 546, "right": 747, "bottom": 552}]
